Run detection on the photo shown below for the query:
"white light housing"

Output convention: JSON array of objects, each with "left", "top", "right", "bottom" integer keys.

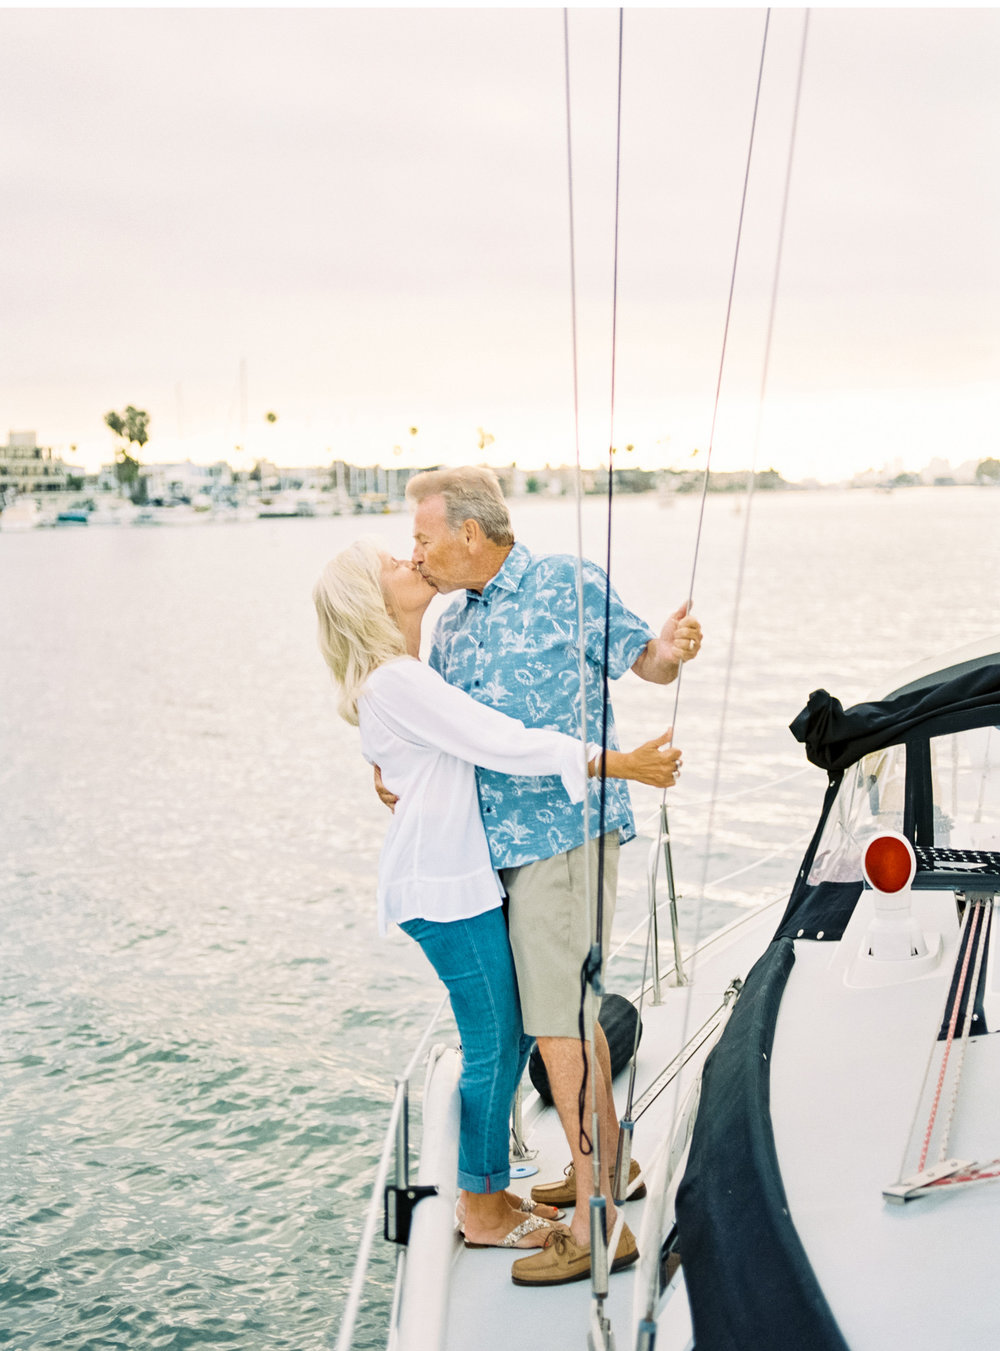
[{"left": 862, "top": 831, "right": 928, "bottom": 961}]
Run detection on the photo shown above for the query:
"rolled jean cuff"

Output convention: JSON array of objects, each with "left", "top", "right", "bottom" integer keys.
[{"left": 458, "top": 1165, "right": 511, "bottom": 1194}]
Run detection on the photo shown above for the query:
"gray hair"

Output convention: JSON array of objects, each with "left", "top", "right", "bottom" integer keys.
[{"left": 405, "top": 466, "right": 513, "bottom": 546}]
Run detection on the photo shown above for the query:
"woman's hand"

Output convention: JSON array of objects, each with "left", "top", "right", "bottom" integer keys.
[
  {"left": 374, "top": 764, "right": 399, "bottom": 813},
  {"left": 624, "top": 730, "right": 681, "bottom": 787},
  {"left": 589, "top": 730, "right": 682, "bottom": 788}
]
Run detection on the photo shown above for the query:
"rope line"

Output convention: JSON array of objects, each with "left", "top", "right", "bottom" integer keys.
[
  {"left": 938, "top": 899, "right": 991, "bottom": 1162},
  {"left": 633, "top": 765, "right": 811, "bottom": 830},
  {"left": 916, "top": 898, "right": 992, "bottom": 1171},
  {"left": 918, "top": 901, "right": 982, "bottom": 1171},
  {"left": 897, "top": 896, "right": 974, "bottom": 1180},
  {"left": 610, "top": 890, "right": 787, "bottom": 965}
]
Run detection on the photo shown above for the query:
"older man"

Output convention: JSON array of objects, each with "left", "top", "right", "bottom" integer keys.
[{"left": 404, "top": 466, "right": 701, "bottom": 1286}]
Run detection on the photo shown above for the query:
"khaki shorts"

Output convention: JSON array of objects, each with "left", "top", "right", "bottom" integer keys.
[{"left": 501, "top": 834, "right": 620, "bottom": 1039}]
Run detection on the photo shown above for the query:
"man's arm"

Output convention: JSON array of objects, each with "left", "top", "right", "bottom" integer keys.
[{"left": 631, "top": 602, "right": 703, "bottom": 685}]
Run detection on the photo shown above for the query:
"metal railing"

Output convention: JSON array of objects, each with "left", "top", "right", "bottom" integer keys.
[{"left": 334, "top": 995, "right": 449, "bottom": 1351}]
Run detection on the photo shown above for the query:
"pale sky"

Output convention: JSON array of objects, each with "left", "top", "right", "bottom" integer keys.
[{"left": 2, "top": 5, "right": 998, "bottom": 482}]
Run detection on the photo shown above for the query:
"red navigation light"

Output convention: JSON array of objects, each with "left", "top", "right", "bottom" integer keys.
[{"left": 863, "top": 833, "right": 915, "bottom": 894}]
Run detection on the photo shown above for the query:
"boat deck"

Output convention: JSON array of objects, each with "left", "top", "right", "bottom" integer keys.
[
  {"left": 392, "top": 902, "right": 782, "bottom": 1351},
  {"left": 773, "top": 889, "right": 1000, "bottom": 1351}
]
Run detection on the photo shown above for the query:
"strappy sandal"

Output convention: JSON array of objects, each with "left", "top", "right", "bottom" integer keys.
[
  {"left": 455, "top": 1194, "right": 565, "bottom": 1232},
  {"left": 463, "top": 1214, "right": 555, "bottom": 1250},
  {"left": 518, "top": 1196, "right": 566, "bottom": 1221}
]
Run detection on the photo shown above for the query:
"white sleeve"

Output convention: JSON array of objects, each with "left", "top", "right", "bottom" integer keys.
[{"left": 364, "top": 660, "right": 590, "bottom": 803}]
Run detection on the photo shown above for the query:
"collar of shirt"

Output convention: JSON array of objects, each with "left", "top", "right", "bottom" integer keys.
[{"left": 466, "top": 541, "right": 531, "bottom": 606}]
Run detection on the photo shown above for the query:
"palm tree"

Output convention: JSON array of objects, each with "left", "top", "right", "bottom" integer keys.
[{"left": 104, "top": 405, "right": 150, "bottom": 502}]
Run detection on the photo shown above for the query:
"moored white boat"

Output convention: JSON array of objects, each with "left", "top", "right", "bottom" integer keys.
[
  {"left": 87, "top": 499, "right": 141, "bottom": 527},
  {"left": 133, "top": 502, "right": 213, "bottom": 526},
  {"left": 257, "top": 491, "right": 315, "bottom": 518},
  {"left": 0, "top": 497, "right": 43, "bottom": 531}
]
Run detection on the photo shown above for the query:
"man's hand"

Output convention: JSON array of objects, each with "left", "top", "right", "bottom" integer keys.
[
  {"left": 661, "top": 602, "right": 702, "bottom": 665},
  {"left": 374, "top": 765, "right": 399, "bottom": 813},
  {"left": 631, "top": 601, "right": 703, "bottom": 684}
]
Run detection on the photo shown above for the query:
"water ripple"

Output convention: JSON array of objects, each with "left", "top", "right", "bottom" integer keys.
[{"left": 1, "top": 496, "right": 997, "bottom": 1346}]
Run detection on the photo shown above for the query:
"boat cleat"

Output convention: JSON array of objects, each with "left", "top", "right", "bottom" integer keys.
[{"left": 882, "top": 1158, "right": 973, "bottom": 1204}]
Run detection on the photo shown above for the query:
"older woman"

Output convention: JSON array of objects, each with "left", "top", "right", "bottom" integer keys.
[{"left": 313, "top": 538, "right": 681, "bottom": 1250}]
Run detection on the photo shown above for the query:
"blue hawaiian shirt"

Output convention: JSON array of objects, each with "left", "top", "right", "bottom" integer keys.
[{"left": 428, "top": 542, "right": 654, "bottom": 869}]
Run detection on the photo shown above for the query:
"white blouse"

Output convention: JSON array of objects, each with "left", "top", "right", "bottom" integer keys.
[{"left": 358, "top": 657, "right": 591, "bottom": 934}]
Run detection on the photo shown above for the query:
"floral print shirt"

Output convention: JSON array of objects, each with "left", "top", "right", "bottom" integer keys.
[{"left": 428, "top": 542, "right": 654, "bottom": 869}]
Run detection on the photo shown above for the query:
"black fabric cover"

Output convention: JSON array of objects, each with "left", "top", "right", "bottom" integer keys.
[
  {"left": 774, "top": 879, "right": 864, "bottom": 943},
  {"left": 527, "top": 993, "right": 640, "bottom": 1106},
  {"left": 673, "top": 660, "right": 1000, "bottom": 1350},
  {"left": 779, "top": 662, "right": 1000, "bottom": 940},
  {"left": 789, "top": 663, "right": 1000, "bottom": 775},
  {"left": 676, "top": 939, "right": 850, "bottom": 1351}
]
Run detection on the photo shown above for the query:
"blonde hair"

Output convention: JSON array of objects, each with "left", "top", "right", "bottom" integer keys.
[
  {"left": 313, "top": 537, "right": 407, "bottom": 725},
  {"left": 405, "top": 466, "right": 514, "bottom": 546}
]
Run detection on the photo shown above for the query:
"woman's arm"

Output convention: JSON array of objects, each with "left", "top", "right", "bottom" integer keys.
[
  {"left": 588, "top": 730, "right": 681, "bottom": 788},
  {"left": 365, "top": 660, "right": 681, "bottom": 798}
]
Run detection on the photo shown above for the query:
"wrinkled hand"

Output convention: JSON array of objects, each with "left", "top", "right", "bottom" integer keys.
[
  {"left": 625, "top": 731, "right": 682, "bottom": 788},
  {"left": 374, "top": 764, "right": 399, "bottom": 813},
  {"left": 660, "top": 602, "right": 702, "bottom": 665}
]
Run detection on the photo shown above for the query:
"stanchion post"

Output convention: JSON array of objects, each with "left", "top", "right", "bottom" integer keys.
[
  {"left": 661, "top": 803, "right": 687, "bottom": 987},
  {"left": 612, "top": 1118, "right": 634, "bottom": 1203}
]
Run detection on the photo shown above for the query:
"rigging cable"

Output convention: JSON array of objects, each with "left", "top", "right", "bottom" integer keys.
[
  {"left": 623, "top": 5, "right": 777, "bottom": 1126},
  {"left": 667, "top": 8, "right": 772, "bottom": 737},
  {"left": 649, "top": 2, "right": 812, "bottom": 1126},
  {"left": 565, "top": 6, "right": 625, "bottom": 1158},
  {"left": 628, "top": 8, "right": 814, "bottom": 1337},
  {"left": 564, "top": 6, "right": 625, "bottom": 1317},
  {"left": 564, "top": 5, "right": 596, "bottom": 1159},
  {"left": 562, "top": 7, "right": 811, "bottom": 1333},
  {"left": 578, "top": 3, "right": 626, "bottom": 1142},
  {"left": 682, "top": 4, "right": 811, "bottom": 969}
]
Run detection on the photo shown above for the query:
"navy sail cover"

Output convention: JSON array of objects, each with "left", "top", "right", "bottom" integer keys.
[
  {"left": 676, "top": 657, "right": 1000, "bottom": 1350},
  {"left": 789, "top": 662, "right": 1000, "bottom": 775}
]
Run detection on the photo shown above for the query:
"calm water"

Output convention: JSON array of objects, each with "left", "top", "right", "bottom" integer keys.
[{"left": 2, "top": 489, "right": 998, "bottom": 1348}]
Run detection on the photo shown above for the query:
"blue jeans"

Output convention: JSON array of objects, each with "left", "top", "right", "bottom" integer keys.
[{"left": 400, "top": 908, "right": 533, "bottom": 1193}]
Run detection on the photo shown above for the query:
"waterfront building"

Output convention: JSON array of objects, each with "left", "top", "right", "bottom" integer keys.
[{"left": 0, "top": 431, "right": 73, "bottom": 498}]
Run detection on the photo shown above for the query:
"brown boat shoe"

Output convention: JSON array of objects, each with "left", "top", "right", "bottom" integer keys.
[
  {"left": 529, "top": 1157, "right": 646, "bottom": 1208},
  {"left": 510, "top": 1222, "right": 639, "bottom": 1287}
]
